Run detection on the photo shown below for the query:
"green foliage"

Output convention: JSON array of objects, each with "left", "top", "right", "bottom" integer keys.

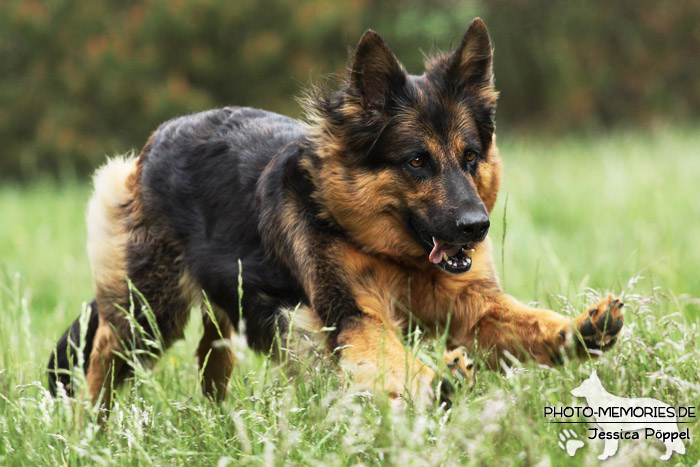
[
  {"left": 0, "top": 129, "right": 699, "bottom": 464},
  {"left": 482, "top": 0, "right": 700, "bottom": 130},
  {"left": 0, "top": 0, "right": 474, "bottom": 178},
  {"left": 2, "top": 0, "right": 698, "bottom": 178}
]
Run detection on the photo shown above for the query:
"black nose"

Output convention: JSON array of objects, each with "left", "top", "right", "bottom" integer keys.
[{"left": 456, "top": 209, "right": 490, "bottom": 241}]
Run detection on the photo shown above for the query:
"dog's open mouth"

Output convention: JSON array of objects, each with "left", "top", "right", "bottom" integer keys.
[
  {"left": 409, "top": 218, "right": 474, "bottom": 274},
  {"left": 428, "top": 237, "right": 474, "bottom": 274}
]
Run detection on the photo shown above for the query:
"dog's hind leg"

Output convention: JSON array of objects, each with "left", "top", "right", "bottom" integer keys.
[
  {"left": 84, "top": 153, "right": 192, "bottom": 415},
  {"left": 47, "top": 299, "right": 99, "bottom": 396},
  {"left": 85, "top": 257, "right": 196, "bottom": 419},
  {"left": 82, "top": 155, "right": 136, "bottom": 416},
  {"left": 197, "top": 305, "right": 235, "bottom": 402},
  {"left": 85, "top": 316, "right": 124, "bottom": 412}
]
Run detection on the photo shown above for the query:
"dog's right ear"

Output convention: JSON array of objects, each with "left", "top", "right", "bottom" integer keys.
[{"left": 350, "top": 30, "right": 406, "bottom": 112}]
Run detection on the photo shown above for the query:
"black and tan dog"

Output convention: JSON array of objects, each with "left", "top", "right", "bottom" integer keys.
[{"left": 48, "top": 18, "right": 624, "bottom": 410}]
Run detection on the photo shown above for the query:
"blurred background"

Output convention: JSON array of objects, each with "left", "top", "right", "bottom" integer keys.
[{"left": 1, "top": 0, "right": 699, "bottom": 179}]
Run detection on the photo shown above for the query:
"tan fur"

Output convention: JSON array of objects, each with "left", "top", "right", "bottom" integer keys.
[
  {"left": 318, "top": 231, "right": 620, "bottom": 399},
  {"left": 338, "top": 315, "right": 435, "bottom": 402},
  {"left": 475, "top": 139, "right": 502, "bottom": 212},
  {"left": 443, "top": 347, "right": 475, "bottom": 390},
  {"left": 86, "top": 318, "right": 123, "bottom": 420},
  {"left": 83, "top": 156, "right": 137, "bottom": 417},
  {"left": 313, "top": 161, "right": 420, "bottom": 259},
  {"left": 86, "top": 155, "right": 137, "bottom": 304},
  {"left": 179, "top": 267, "right": 204, "bottom": 311}
]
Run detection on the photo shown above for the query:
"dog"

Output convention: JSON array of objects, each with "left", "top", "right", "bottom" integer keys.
[
  {"left": 571, "top": 371, "right": 686, "bottom": 460},
  {"left": 47, "top": 18, "right": 624, "bottom": 412}
]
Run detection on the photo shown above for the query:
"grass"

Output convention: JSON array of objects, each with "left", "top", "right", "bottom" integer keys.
[{"left": 1, "top": 126, "right": 699, "bottom": 465}]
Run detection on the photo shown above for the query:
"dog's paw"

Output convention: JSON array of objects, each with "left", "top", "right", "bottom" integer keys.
[
  {"left": 573, "top": 295, "right": 624, "bottom": 354},
  {"left": 438, "top": 347, "right": 476, "bottom": 407},
  {"left": 443, "top": 347, "right": 476, "bottom": 389}
]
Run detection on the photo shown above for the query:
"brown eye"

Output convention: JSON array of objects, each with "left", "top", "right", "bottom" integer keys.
[
  {"left": 465, "top": 150, "right": 477, "bottom": 163},
  {"left": 409, "top": 157, "right": 424, "bottom": 168}
]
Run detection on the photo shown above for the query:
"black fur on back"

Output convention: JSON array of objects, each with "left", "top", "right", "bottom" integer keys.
[
  {"left": 46, "top": 107, "right": 324, "bottom": 392},
  {"left": 137, "top": 107, "right": 313, "bottom": 350}
]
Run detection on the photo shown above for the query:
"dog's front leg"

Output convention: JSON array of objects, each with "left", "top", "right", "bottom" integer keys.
[
  {"left": 452, "top": 293, "right": 624, "bottom": 366},
  {"left": 336, "top": 313, "right": 436, "bottom": 402},
  {"left": 303, "top": 244, "right": 436, "bottom": 403}
]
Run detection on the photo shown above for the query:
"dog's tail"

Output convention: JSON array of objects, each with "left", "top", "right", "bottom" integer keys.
[
  {"left": 47, "top": 299, "right": 99, "bottom": 396},
  {"left": 48, "top": 155, "right": 138, "bottom": 396}
]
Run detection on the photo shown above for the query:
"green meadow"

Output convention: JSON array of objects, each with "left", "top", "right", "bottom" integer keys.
[{"left": 1, "top": 127, "right": 699, "bottom": 465}]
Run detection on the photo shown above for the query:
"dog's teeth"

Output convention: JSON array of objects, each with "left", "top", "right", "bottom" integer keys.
[
  {"left": 462, "top": 248, "right": 475, "bottom": 258},
  {"left": 442, "top": 252, "right": 449, "bottom": 262}
]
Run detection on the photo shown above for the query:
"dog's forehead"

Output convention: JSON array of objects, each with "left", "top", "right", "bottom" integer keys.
[{"left": 400, "top": 74, "right": 480, "bottom": 151}]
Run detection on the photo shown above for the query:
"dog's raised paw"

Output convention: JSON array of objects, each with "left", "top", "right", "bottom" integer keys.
[{"left": 574, "top": 295, "right": 624, "bottom": 354}]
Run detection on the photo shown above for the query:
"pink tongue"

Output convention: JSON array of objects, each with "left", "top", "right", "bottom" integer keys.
[{"left": 428, "top": 236, "right": 462, "bottom": 264}]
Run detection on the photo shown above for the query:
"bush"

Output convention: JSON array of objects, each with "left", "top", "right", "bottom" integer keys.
[{"left": 1, "top": 0, "right": 697, "bottom": 178}]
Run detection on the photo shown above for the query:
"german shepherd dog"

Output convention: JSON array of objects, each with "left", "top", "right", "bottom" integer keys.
[{"left": 48, "top": 18, "right": 624, "bottom": 410}]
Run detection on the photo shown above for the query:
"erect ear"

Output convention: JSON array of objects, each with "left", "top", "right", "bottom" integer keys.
[
  {"left": 447, "top": 18, "right": 494, "bottom": 90},
  {"left": 350, "top": 30, "right": 406, "bottom": 112}
]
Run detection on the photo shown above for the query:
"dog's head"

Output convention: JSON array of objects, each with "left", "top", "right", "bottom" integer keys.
[{"left": 308, "top": 18, "right": 501, "bottom": 274}]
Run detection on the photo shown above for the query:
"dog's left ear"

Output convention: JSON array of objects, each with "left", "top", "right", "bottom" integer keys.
[
  {"left": 447, "top": 18, "right": 494, "bottom": 91},
  {"left": 350, "top": 30, "right": 406, "bottom": 112}
]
